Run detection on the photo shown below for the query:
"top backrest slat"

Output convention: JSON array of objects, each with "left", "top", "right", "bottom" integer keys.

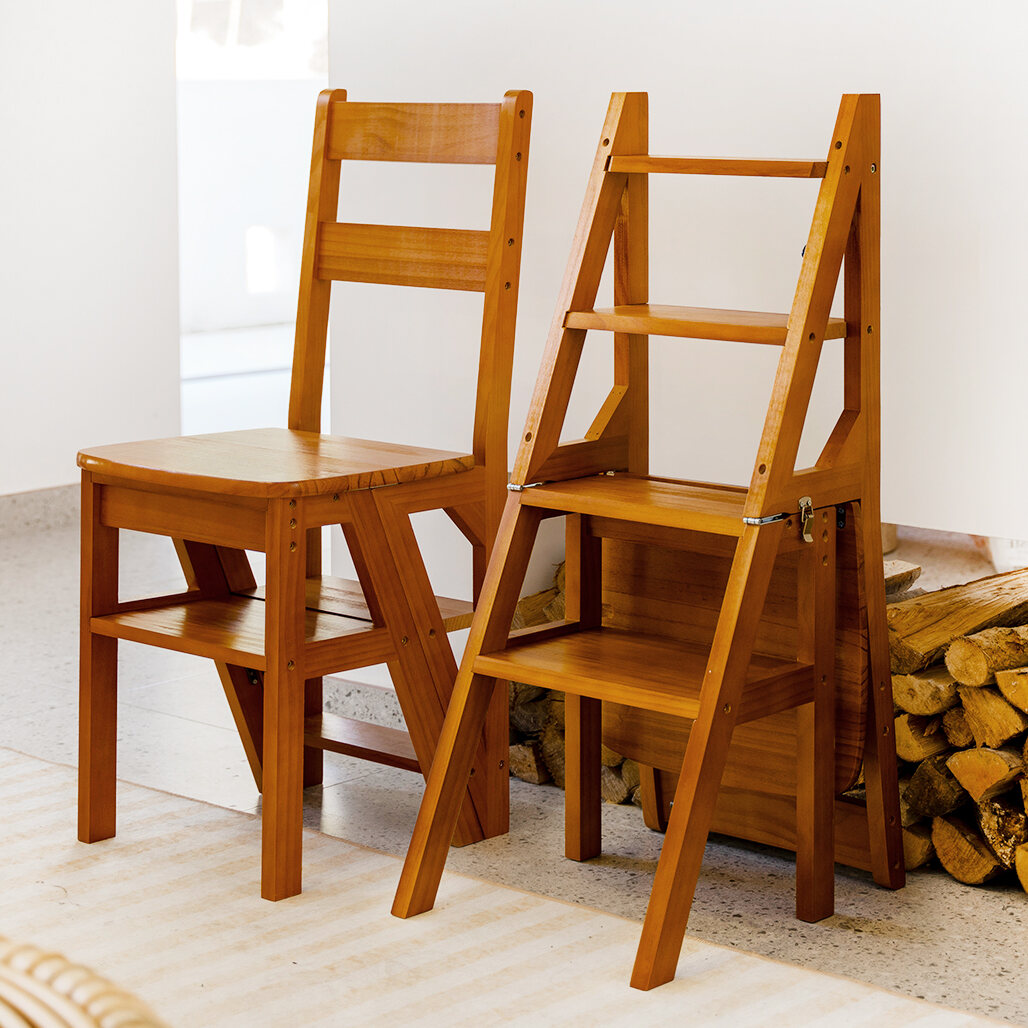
[{"left": 327, "top": 101, "right": 502, "bottom": 164}]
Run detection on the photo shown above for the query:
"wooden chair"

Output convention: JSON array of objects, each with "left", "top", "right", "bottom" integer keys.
[
  {"left": 77, "top": 88, "right": 532, "bottom": 900},
  {"left": 392, "top": 92, "right": 904, "bottom": 989}
]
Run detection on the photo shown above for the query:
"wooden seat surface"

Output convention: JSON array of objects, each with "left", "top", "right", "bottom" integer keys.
[{"left": 77, "top": 427, "right": 475, "bottom": 497}]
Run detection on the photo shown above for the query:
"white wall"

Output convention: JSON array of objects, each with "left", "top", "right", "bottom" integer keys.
[
  {"left": 0, "top": 0, "right": 180, "bottom": 495},
  {"left": 326, "top": 0, "right": 1028, "bottom": 561},
  {"left": 178, "top": 80, "right": 324, "bottom": 333}
]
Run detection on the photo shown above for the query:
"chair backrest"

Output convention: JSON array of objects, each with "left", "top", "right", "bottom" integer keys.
[{"left": 287, "top": 89, "right": 533, "bottom": 488}]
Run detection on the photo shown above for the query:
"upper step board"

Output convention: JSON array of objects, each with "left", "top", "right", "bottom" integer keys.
[
  {"left": 566, "top": 304, "right": 848, "bottom": 346},
  {"left": 608, "top": 155, "right": 828, "bottom": 178},
  {"left": 520, "top": 474, "right": 749, "bottom": 536}
]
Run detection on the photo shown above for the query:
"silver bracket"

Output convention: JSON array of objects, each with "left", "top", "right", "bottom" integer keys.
[
  {"left": 507, "top": 481, "right": 544, "bottom": 492},
  {"left": 741, "top": 512, "right": 789, "bottom": 526}
]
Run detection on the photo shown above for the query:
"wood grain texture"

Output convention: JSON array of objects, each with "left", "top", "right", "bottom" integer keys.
[
  {"left": 316, "top": 223, "right": 489, "bottom": 291},
  {"left": 327, "top": 100, "right": 501, "bottom": 164},
  {"left": 78, "top": 474, "right": 119, "bottom": 844},
  {"left": 521, "top": 474, "right": 748, "bottom": 535},
  {"left": 608, "top": 155, "right": 827, "bottom": 177},
  {"left": 80, "top": 429, "right": 475, "bottom": 498},
  {"left": 566, "top": 304, "right": 847, "bottom": 345},
  {"left": 242, "top": 575, "right": 474, "bottom": 632},
  {"left": 305, "top": 712, "right": 420, "bottom": 772}
]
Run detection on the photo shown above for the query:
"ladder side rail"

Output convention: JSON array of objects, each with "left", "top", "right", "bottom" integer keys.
[
  {"left": 512, "top": 93, "right": 644, "bottom": 484},
  {"left": 743, "top": 95, "right": 870, "bottom": 520}
]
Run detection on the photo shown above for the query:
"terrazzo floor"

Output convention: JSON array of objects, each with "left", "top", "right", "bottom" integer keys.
[{"left": 1, "top": 487, "right": 1024, "bottom": 1025}]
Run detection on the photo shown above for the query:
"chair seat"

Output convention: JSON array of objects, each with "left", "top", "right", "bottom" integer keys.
[{"left": 77, "top": 427, "right": 476, "bottom": 497}]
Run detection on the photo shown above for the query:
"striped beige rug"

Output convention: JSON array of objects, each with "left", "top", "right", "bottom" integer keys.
[{"left": 0, "top": 747, "right": 995, "bottom": 1027}]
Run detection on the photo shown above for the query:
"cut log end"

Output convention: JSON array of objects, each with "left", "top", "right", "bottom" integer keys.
[{"left": 931, "top": 815, "right": 1004, "bottom": 885}]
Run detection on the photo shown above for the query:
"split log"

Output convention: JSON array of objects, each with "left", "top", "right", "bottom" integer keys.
[
  {"left": 977, "top": 795, "right": 1028, "bottom": 868},
  {"left": 600, "top": 743, "right": 624, "bottom": 768},
  {"left": 945, "top": 626, "right": 1028, "bottom": 686},
  {"left": 904, "top": 754, "right": 967, "bottom": 817},
  {"left": 887, "top": 567, "right": 1028, "bottom": 673},
  {"left": 942, "top": 706, "right": 975, "bottom": 748},
  {"left": 894, "top": 714, "right": 949, "bottom": 763},
  {"left": 621, "top": 758, "right": 641, "bottom": 793},
  {"left": 544, "top": 694, "right": 566, "bottom": 731},
  {"left": 996, "top": 667, "right": 1028, "bottom": 714},
  {"left": 931, "top": 815, "right": 1004, "bottom": 885},
  {"left": 884, "top": 559, "right": 922, "bottom": 597},
  {"left": 600, "top": 765, "right": 630, "bottom": 804},
  {"left": 509, "top": 696, "right": 550, "bottom": 736},
  {"left": 540, "top": 724, "right": 566, "bottom": 789},
  {"left": 508, "top": 741, "right": 550, "bottom": 785},
  {"left": 897, "top": 778, "right": 920, "bottom": 828},
  {"left": 958, "top": 686, "right": 1028, "bottom": 748},
  {"left": 945, "top": 747, "right": 1024, "bottom": 803},
  {"left": 891, "top": 667, "right": 958, "bottom": 716},
  {"left": 902, "top": 823, "right": 934, "bottom": 870},
  {"left": 1015, "top": 844, "right": 1028, "bottom": 893}
]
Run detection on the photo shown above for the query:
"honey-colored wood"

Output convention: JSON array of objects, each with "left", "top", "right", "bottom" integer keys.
[
  {"left": 477, "top": 629, "right": 813, "bottom": 722},
  {"left": 305, "top": 712, "right": 420, "bottom": 772},
  {"left": 78, "top": 474, "right": 119, "bottom": 844},
  {"left": 316, "top": 223, "right": 490, "bottom": 291},
  {"left": 608, "top": 155, "right": 828, "bottom": 178},
  {"left": 393, "top": 92, "right": 901, "bottom": 990},
  {"left": 566, "top": 305, "right": 847, "bottom": 345},
  {"left": 242, "top": 575, "right": 474, "bottom": 632},
  {"left": 327, "top": 101, "right": 501, "bottom": 164},
  {"left": 76, "top": 90, "right": 532, "bottom": 898}
]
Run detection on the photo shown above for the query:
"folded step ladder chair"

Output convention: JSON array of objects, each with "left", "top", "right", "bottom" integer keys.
[
  {"left": 78, "top": 88, "right": 532, "bottom": 900},
  {"left": 392, "top": 92, "right": 904, "bottom": 990}
]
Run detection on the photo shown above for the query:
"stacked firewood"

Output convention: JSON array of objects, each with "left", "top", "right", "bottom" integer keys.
[
  {"left": 507, "top": 564, "right": 647, "bottom": 807},
  {"left": 507, "top": 560, "right": 1028, "bottom": 891},
  {"left": 884, "top": 565, "right": 1028, "bottom": 890}
]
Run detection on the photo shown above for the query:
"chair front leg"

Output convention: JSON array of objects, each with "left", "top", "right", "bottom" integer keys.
[
  {"left": 78, "top": 473, "right": 120, "bottom": 843},
  {"left": 261, "top": 498, "right": 307, "bottom": 901}
]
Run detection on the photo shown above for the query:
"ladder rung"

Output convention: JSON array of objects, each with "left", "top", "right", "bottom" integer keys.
[
  {"left": 304, "top": 712, "right": 420, "bottom": 772},
  {"left": 520, "top": 474, "right": 748, "bottom": 536},
  {"left": 608, "top": 156, "right": 828, "bottom": 178},
  {"left": 475, "top": 627, "right": 813, "bottom": 723},
  {"left": 566, "top": 304, "right": 847, "bottom": 346}
]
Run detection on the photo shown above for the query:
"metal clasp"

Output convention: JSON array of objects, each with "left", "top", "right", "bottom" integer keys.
[{"left": 799, "top": 496, "right": 814, "bottom": 543}]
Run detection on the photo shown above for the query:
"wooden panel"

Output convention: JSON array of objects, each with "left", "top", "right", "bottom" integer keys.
[
  {"left": 79, "top": 429, "right": 475, "bottom": 498},
  {"left": 566, "top": 305, "right": 847, "bottom": 345},
  {"left": 521, "top": 475, "right": 747, "bottom": 536},
  {"left": 316, "top": 223, "right": 489, "bottom": 291},
  {"left": 327, "top": 101, "right": 500, "bottom": 164},
  {"left": 601, "top": 515, "right": 867, "bottom": 794},
  {"left": 609, "top": 155, "right": 828, "bottom": 178},
  {"left": 305, "top": 712, "right": 419, "bottom": 772},
  {"left": 475, "top": 627, "right": 812, "bottom": 723},
  {"left": 91, "top": 596, "right": 391, "bottom": 674},
  {"left": 100, "top": 485, "right": 266, "bottom": 550},
  {"left": 241, "top": 575, "right": 473, "bottom": 632}
]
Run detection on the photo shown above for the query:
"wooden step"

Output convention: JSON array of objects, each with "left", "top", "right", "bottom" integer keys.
[
  {"left": 91, "top": 595, "right": 395, "bottom": 678},
  {"left": 519, "top": 474, "right": 749, "bottom": 536},
  {"left": 565, "top": 304, "right": 847, "bottom": 345},
  {"left": 475, "top": 627, "right": 812, "bottom": 724},
  {"left": 240, "top": 575, "right": 475, "bottom": 632},
  {"left": 304, "top": 712, "right": 420, "bottom": 772},
  {"left": 608, "top": 155, "right": 828, "bottom": 178}
]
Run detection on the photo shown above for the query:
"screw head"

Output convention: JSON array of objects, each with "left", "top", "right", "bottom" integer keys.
[
  {"left": 286, "top": 660, "right": 295, "bottom": 671},
  {"left": 289, "top": 541, "right": 297, "bottom": 552},
  {"left": 289, "top": 518, "right": 297, "bottom": 529},
  {"left": 401, "top": 635, "right": 409, "bottom": 646}
]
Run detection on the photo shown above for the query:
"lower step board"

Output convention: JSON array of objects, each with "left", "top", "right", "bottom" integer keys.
[
  {"left": 475, "top": 627, "right": 813, "bottom": 723},
  {"left": 304, "top": 712, "right": 420, "bottom": 773}
]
